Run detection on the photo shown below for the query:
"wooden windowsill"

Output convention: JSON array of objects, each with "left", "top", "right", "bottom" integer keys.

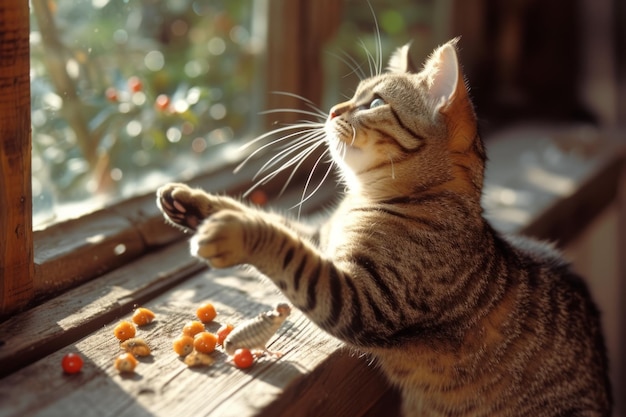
[{"left": 0, "top": 125, "right": 623, "bottom": 417}]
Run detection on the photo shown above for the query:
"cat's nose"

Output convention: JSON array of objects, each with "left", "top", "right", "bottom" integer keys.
[{"left": 329, "top": 102, "right": 349, "bottom": 120}]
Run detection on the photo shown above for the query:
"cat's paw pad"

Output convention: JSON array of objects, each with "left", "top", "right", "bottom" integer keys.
[
  {"left": 157, "top": 183, "right": 212, "bottom": 231},
  {"left": 190, "top": 210, "right": 250, "bottom": 268}
]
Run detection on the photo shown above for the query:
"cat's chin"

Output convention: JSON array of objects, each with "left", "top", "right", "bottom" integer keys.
[{"left": 332, "top": 144, "right": 369, "bottom": 174}]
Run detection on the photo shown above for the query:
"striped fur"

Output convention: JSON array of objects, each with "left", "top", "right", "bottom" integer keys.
[{"left": 157, "top": 40, "right": 611, "bottom": 416}]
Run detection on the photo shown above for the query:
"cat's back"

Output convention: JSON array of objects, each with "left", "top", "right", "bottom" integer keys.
[{"left": 504, "top": 235, "right": 612, "bottom": 414}]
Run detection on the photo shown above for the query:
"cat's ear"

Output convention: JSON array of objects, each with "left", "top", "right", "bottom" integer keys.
[
  {"left": 388, "top": 43, "right": 418, "bottom": 74},
  {"left": 423, "top": 38, "right": 461, "bottom": 115}
]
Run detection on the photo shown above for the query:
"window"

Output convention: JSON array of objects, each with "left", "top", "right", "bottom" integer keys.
[
  {"left": 30, "top": 0, "right": 266, "bottom": 228},
  {"left": 1, "top": 0, "right": 344, "bottom": 317},
  {"left": 0, "top": 0, "right": 486, "bottom": 317}
]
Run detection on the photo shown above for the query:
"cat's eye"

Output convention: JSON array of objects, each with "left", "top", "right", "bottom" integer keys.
[{"left": 369, "top": 97, "right": 386, "bottom": 109}]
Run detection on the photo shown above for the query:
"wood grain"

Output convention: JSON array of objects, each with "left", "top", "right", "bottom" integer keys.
[
  {"left": 0, "top": 0, "right": 34, "bottom": 315},
  {"left": 0, "top": 241, "right": 204, "bottom": 378},
  {"left": 0, "top": 257, "right": 395, "bottom": 417}
]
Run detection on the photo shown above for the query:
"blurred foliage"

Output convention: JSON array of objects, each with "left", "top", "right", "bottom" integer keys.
[
  {"left": 30, "top": 0, "right": 261, "bottom": 226},
  {"left": 323, "top": 0, "right": 443, "bottom": 110},
  {"left": 30, "top": 0, "right": 443, "bottom": 226}
]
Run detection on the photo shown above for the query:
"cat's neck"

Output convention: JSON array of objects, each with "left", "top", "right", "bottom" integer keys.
[{"left": 347, "top": 171, "right": 484, "bottom": 207}]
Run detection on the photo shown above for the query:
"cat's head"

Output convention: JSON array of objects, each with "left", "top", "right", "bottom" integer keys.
[{"left": 325, "top": 39, "right": 485, "bottom": 201}]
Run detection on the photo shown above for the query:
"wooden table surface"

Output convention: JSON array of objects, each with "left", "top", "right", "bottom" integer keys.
[{"left": 0, "top": 241, "right": 395, "bottom": 417}]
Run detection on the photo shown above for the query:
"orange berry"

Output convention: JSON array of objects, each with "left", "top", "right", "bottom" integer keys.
[
  {"left": 193, "top": 332, "right": 217, "bottom": 354},
  {"left": 155, "top": 94, "right": 170, "bottom": 111},
  {"left": 216, "top": 323, "right": 234, "bottom": 346},
  {"left": 173, "top": 335, "right": 194, "bottom": 356},
  {"left": 196, "top": 303, "right": 217, "bottom": 323},
  {"left": 232, "top": 348, "right": 254, "bottom": 369},
  {"left": 128, "top": 76, "right": 142, "bottom": 93},
  {"left": 114, "top": 353, "right": 138, "bottom": 373},
  {"left": 181, "top": 320, "right": 205, "bottom": 337},
  {"left": 113, "top": 321, "right": 136, "bottom": 342},
  {"left": 132, "top": 307, "right": 155, "bottom": 326}
]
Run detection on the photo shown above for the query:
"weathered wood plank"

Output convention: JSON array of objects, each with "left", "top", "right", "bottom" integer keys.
[
  {"left": 0, "top": 241, "right": 204, "bottom": 378},
  {"left": 0, "top": 0, "right": 34, "bottom": 316},
  {"left": 0, "top": 265, "right": 390, "bottom": 417},
  {"left": 256, "top": 349, "right": 393, "bottom": 417},
  {"left": 33, "top": 210, "right": 147, "bottom": 300}
]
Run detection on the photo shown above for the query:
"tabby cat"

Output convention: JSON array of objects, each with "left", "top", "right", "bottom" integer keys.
[{"left": 157, "top": 39, "right": 612, "bottom": 416}]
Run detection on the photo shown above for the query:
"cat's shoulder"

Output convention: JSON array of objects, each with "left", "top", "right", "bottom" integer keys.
[{"left": 502, "top": 233, "right": 596, "bottom": 293}]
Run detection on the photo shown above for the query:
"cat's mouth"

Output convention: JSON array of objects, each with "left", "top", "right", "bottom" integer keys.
[
  {"left": 326, "top": 129, "right": 362, "bottom": 155},
  {"left": 325, "top": 120, "right": 361, "bottom": 149}
]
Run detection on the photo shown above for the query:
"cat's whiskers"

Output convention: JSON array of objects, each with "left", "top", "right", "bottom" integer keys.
[
  {"left": 366, "top": 0, "right": 383, "bottom": 76},
  {"left": 253, "top": 129, "right": 325, "bottom": 180},
  {"left": 388, "top": 154, "right": 396, "bottom": 180},
  {"left": 267, "top": 91, "right": 328, "bottom": 118},
  {"left": 350, "top": 125, "right": 357, "bottom": 147},
  {"left": 244, "top": 131, "right": 326, "bottom": 197},
  {"left": 236, "top": 92, "right": 334, "bottom": 211},
  {"left": 359, "top": 39, "right": 378, "bottom": 78},
  {"left": 292, "top": 148, "right": 335, "bottom": 218},
  {"left": 235, "top": 123, "right": 323, "bottom": 174},
  {"left": 326, "top": 50, "right": 367, "bottom": 81}
]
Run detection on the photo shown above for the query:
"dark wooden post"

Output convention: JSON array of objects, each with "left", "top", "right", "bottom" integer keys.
[
  {"left": 0, "top": 0, "right": 35, "bottom": 315},
  {"left": 265, "top": 0, "right": 342, "bottom": 126}
]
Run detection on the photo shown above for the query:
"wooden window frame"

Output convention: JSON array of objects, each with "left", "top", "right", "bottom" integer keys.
[
  {"left": 0, "top": 0, "right": 343, "bottom": 318},
  {"left": 1, "top": 0, "right": 34, "bottom": 315}
]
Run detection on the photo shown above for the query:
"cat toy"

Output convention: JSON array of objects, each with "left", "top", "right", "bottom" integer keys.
[{"left": 223, "top": 303, "right": 291, "bottom": 357}]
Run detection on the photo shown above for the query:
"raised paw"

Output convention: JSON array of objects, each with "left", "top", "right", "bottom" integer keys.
[
  {"left": 156, "top": 183, "right": 215, "bottom": 231},
  {"left": 190, "top": 210, "right": 251, "bottom": 268}
]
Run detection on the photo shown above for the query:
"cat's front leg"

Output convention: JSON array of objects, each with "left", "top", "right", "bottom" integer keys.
[{"left": 189, "top": 209, "right": 262, "bottom": 269}]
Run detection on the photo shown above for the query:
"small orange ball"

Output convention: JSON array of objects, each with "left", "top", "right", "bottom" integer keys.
[
  {"left": 232, "top": 348, "right": 254, "bottom": 369},
  {"left": 196, "top": 303, "right": 217, "bottom": 323},
  {"left": 181, "top": 320, "right": 205, "bottom": 337},
  {"left": 173, "top": 335, "right": 194, "bottom": 357},
  {"left": 113, "top": 321, "right": 136, "bottom": 342},
  {"left": 132, "top": 307, "right": 155, "bottom": 326},
  {"left": 193, "top": 332, "right": 218, "bottom": 354},
  {"left": 216, "top": 323, "right": 234, "bottom": 346},
  {"left": 114, "top": 353, "right": 138, "bottom": 373}
]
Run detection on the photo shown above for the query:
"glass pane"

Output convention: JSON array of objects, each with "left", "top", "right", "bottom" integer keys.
[
  {"left": 30, "top": 0, "right": 266, "bottom": 228},
  {"left": 323, "top": 0, "right": 450, "bottom": 110}
]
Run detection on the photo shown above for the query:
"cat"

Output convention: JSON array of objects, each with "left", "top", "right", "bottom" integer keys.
[{"left": 156, "top": 39, "right": 612, "bottom": 417}]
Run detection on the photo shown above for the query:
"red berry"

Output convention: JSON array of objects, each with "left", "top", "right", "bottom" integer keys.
[
  {"left": 232, "top": 348, "right": 254, "bottom": 369},
  {"left": 155, "top": 94, "right": 170, "bottom": 111},
  {"left": 105, "top": 87, "right": 118, "bottom": 102},
  {"left": 216, "top": 323, "right": 234, "bottom": 346},
  {"left": 249, "top": 190, "right": 268, "bottom": 206},
  {"left": 61, "top": 353, "right": 84, "bottom": 374},
  {"left": 128, "top": 76, "right": 143, "bottom": 93}
]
